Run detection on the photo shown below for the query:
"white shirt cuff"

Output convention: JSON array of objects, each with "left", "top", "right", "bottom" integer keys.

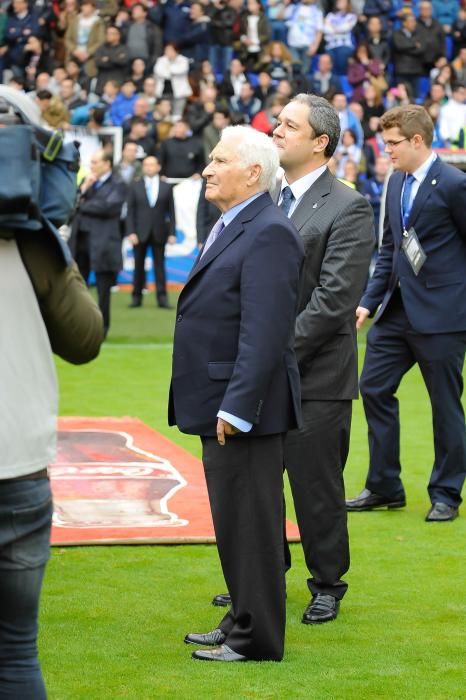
[{"left": 217, "top": 411, "right": 253, "bottom": 433}]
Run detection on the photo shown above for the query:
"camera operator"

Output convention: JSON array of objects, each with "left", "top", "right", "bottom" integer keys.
[{"left": 0, "top": 87, "right": 104, "bottom": 700}]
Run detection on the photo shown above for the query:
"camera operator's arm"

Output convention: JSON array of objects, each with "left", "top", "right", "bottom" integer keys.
[{"left": 17, "top": 230, "right": 104, "bottom": 365}]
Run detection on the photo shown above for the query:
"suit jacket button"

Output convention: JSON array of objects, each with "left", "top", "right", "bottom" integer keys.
[{"left": 177, "top": 314, "right": 183, "bottom": 322}]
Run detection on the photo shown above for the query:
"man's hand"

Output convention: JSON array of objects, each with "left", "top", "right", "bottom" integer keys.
[
  {"left": 216, "top": 418, "right": 240, "bottom": 446},
  {"left": 167, "top": 234, "right": 176, "bottom": 245},
  {"left": 128, "top": 233, "right": 139, "bottom": 246},
  {"left": 355, "top": 306, "right": 370, "bottom": 330}
]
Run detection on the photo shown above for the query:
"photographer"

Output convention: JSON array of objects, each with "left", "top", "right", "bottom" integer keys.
[{"left": 0, "top": 87, "right": 104, "bottom": 699}]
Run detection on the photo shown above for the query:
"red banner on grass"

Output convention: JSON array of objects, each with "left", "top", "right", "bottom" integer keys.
[{"left": 51, "top": 417, "right": 300, "bottom": 545}]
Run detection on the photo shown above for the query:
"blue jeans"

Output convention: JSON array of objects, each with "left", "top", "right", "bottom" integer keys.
[
  {"left": 208, "top": 45, "right": 234, "bottom": 75},
  {"left": 0, "top": 477, "right": 53, "bottom": 700}
]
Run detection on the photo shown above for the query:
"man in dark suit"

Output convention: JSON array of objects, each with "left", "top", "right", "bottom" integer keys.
[
  {"left": 170, "top": 126, "right": 304, "bottom": 662},
  {"left": 126, "top": 155, "right": 176, "bottom": 309},
  {"left": 273, "top": 95, "right": 374, "bottom": 623},
  {"left": 72, "top": 149, "right": 127, "bottom": 338},
  {"left": 347, "top": 105, "right": 466, "bottom": 522}
]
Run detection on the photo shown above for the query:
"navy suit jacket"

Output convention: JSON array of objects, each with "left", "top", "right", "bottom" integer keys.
[
  {"left": 361, "top": 158, "right": 466, "bottom": 334},
  {"left": 168, "top": 192, "right": 304, "bottom": 437}
]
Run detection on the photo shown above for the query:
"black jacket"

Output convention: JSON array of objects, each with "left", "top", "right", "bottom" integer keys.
[{"left": 125, "top": 178, "right": 175, "bottom": 244}]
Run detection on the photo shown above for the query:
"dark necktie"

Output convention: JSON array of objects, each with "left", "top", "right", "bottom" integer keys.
[
  {"left": 280, "top": 186, "right": 294, "bottom": 217},
  {"left": 201, "top": 218, "right": 225, "bottom": 258},
  {"left": 401, "top": 173, "right": 416, "bottom": 230}
]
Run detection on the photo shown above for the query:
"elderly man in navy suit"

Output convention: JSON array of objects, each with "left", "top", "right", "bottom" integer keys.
[
  {"left": 169, "top": 126, "right": 304, "bottom": 662},
  {"left": 347, "top": 105, "right": 466, "bottom": 522}
]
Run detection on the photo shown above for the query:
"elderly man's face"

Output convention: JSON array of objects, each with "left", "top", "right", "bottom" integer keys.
[{"left": 203, "top": 138, "right": 259, "bottom": 213}]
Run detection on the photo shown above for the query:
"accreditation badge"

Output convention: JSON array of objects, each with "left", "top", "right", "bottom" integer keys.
[{"left": 401, "top": 227, "right": 426, "bottom": 276}]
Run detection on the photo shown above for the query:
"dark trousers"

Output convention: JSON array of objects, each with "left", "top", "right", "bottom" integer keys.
[
  {"left": 360, "top": 291, "right": 466, "bottom": 507},
  {"left": 132, "top": 237, "right": 167, "bottom": 304},
  {"left": 201, "top": 434, "right": 286, "bottom": 661},
  {"left": 0, "top": 478, "right": 52, "bottom": 700},
  {"left": 284, "top": 399, "right": 351, "bottom": 600},
  {"left": 75, "top": 230, "right": 90, "bottom": 284},
  {"left": 95, "top": 271, "right": 115, "bottom": 336}
]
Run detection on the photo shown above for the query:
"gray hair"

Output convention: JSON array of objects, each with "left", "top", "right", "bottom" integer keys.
[
  {"left": 292, "top": 94, "right": 341, "bottom": 157},
  {"left": 220, "top": 125, "right": 279, "bottom": 193}
]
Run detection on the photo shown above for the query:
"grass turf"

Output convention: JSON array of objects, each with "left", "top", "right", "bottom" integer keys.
[{"left": 42, "top": 289, "right": 466, "bottom": 699}]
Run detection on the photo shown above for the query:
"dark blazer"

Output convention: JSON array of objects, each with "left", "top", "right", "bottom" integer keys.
[
  {"left": 287, "top": 169, "right": 374, "bottom": 400},
  {"left": 73, "top": 175, "right": 127, "bottom": 273},
  {"left": 169, "top": 192, "right": 304, "bottom": 437},
  {"left": 125, "top": 178, "right": 175, "bottom": 244},
  {"left": 361, "top": 158, "right": 466, "bottom": 334},
  {"left": 392, "top": 28, "right": 425, "bottom": 77}
]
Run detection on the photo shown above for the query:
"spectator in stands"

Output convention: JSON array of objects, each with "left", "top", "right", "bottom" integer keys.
[
  {"left": 95, "top": 0, "right": 119, "bottom": 23},
  {"left": 4, "top": 0, "right": 42, "bottom": 69},
  {"left": 219, "top": 57, "right": 248, "bottom": 98},
  {"left": 424, "top": 80, "right": 448, "bottom": 108},
  {"left": 452, "top": 45, "right": 466, "bottom": 82},
  {"left": 239, "top": 0, "right": 272, "bottom": 71},
  {"left": 19, "top": 35, "right": 53, "bottom": 90},
  {"left": 432, "top": 0, "right": 460, "bottom": 34},
  {"left": 338, "top": 158, "right": 360, "bottom": 188},
  {"left": 276, "top": 77, "right": 295, "bottom": 99},
  {"left": 157, "top": 0, "right": 192, "bottom": 46},
  {"left": 332, "top": 91, "right": 364, "bottom": 146},
  {"left": 185, "top": 85, "right": 219, "bottom": 136},
  {"left": 109, "top": 77, "right": 138, "bottom": 126},
  {"left": 114, "top": 140, "right": 142, "bottom": 184},
  {"left": 94, "top": 24, "right": 129, "bottom": 96},
  {"left": 64, "top": 0, "right": 104, "bottom": 86},
  {"left": 37, "top": 89, "right": 70, "bottom": 129},
  {"left": 158, "top": 118, "right": 204, "bottom": 179},
  {"left": 426, "top": 101, "right": 446, "bottom": 147},
  {"left": 392, "top": 13, "right": 425, "bottom": 98},
  {"left": 359, "top": 154, "right": 390, "bottom": 238},
  {"left": 267, "top": 0, "right": 289, "bottom": 42},
  {"left": 259, "top": 40, "right": 293, "bottom": 80},
  {"left": 202, "top": 107, "right": 230, "bottom": 161},
  {"left": 365, "top": 15, "right": 391, "bottom": 69},
  {"left": 285, "top": 0, "right": 323, "bottom": 75},
  {"left": 177, "top": 1, "right": 212, "bottom": 68},
  {"left": 335, "top": 127, "right": 362, "bottom": 177},
  {"left": 452, "top": 9, "right": 466, "bottom": 56},
  {"left": 229, "top": 80, "right": 262, "bottom": 122},
  {"left": 307, "top": 52, "right": 342, "bottom": 98},
  {"left": 55, "top": 0, "right": 79, "bottom": 66},
  {"left": 384, "top": 81, "right": 413, "bottom": 108},
  {"left": 59, "top": 76, "right": 87, "bottom": 112},
  {"left": 323, "top": 0, "right": 358, "bottom": 75},
  {"left": 251, "top": 93, "right": 288, "bottom": 134},
  {"left": 362, "top": 0, "right": 392, "bottom": 32},
  {"left": 435, "top": 61, "right": 456, "bottom": 96},
  {"left": 142, "top": 75, "right": 158, "bottom": 106},
  {"left": 417, "top": 0, "right": 446, "bottom": 73},
  {"left": 153, "top": 43, "right": 192, "bottom": 118},
  {"left": 153, "top": 97, "right": 175, "bottom": 142},
  {"left": 253, "top": 69, "right": 277, "bottom": 105},
  {"left": 438, "top": 81, "right": 466, "bottom": 144},
  {"left": 128, "top": 57, "right": 147, "bottom": 92},
  {"left": 124, "top": 2, "right": 162, "bottom": 70},
  {"left": 209, "top": 0, "right": 238, "bottom": 75},
  {"left": 192, "top": 59, "right": 218, "bottom": 93},
  {"left": 124, "top": 116, "right": 158, "bottom": 157},
  {"left": 347, "top": 42, "right": 387, "bottom": 102}
]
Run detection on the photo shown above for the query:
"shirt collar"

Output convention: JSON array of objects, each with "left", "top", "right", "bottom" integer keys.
[
  {"left": 98, "top": 172, "right": 112, "bottom": 186},
  {"left": 411, "top": 151, "right": 437, "bottom": 184},
  {"left": 281, "top": 164, "right": 328, "bottom": 203},
  {"left": 222, "top": 192, "right": 264, "bottom": 227}
]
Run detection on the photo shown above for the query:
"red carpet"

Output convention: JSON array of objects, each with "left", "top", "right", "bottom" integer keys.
[{"left": 51, "top": 417, "right": 300, "bottom": 545}]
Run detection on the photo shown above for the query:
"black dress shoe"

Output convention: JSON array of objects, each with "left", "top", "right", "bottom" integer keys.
[
  {"left": 212, "top": 593, "right": 231, "bottom": 607},
  {"left": 425, "top": 502, "right": 459, "bottom": 522},
  {"left": 192, "top": 645, "right": 247, "bottom": 662},
  {"left": 346, "top": 488, "right": 406, "bottom": 511},
  {"left": 128, "top": 299, "right": 142, "bottom": 308},
  {"left": 184, "top": 628, "right": 226, "bottom": 646},
  {"left": 302, "top": 594, "right": 340, "bottom": 625}
]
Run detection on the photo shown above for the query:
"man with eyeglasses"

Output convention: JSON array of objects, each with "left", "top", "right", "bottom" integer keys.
[{"left": 347, "top": 104, "right": 466, "bottom": 522}]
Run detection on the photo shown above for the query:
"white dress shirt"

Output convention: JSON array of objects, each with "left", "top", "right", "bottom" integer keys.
[{"left": 278, "top": 164, "right": 328, "bottom": 217}]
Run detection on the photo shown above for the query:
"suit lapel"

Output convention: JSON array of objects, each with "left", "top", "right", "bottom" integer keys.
[
  {"left": 388, "top": 171, "right": 404, "bottom": 239},
  {"left": 290, "top": 169, "right": 333, "bottom": 231},
  {"left": 407, "top": 158, "right": 442, "bottom": 231},
  {"left": 184, "top": 193, "right": 272, "bottom": 287}
]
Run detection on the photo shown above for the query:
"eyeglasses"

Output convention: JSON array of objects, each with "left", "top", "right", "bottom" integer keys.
[{"left": 384, "top": 138, "right": 410, "bottom": 149}]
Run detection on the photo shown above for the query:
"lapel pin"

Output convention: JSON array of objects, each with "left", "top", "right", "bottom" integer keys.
[
  {"left": 312, "top": 203, "right": 318, "bottom": 209},
  {"left": 431, "top": 179, "right": 437, "bottom": 185}
]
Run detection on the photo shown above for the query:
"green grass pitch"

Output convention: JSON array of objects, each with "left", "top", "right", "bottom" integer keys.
[{"left": 41, "top": 289, "right": 466, "bottom": 699}]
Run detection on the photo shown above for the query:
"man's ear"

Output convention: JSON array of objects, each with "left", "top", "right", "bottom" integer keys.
[{"left": 247, "top": 163, "right": 262, "bottom": 186}]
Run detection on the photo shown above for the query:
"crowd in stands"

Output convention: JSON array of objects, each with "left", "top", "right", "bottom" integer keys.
[{"left": 0, "top": 0, "right": 465, "bottom": 221}]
